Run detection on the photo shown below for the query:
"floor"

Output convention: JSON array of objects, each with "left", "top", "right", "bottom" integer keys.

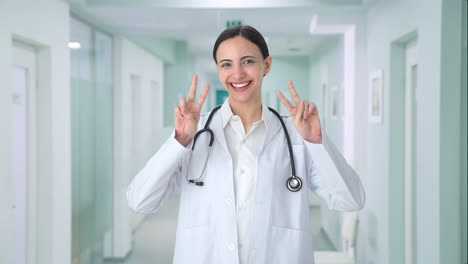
[{"left": 103, "top": 196, "right": 335, "bottom": 264}]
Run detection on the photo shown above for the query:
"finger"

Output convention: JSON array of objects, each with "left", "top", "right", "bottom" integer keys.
[
  {"left": 197, "top": 82, "right": 210, "bottom": 106},
  {"left": 277, "top": 90, "right": 294, "bottom": 113},
  {"left": 179, "top": 96, "right": 187, "bottom": 113},
  {"left": 309, "top": 102, "right": 317, "bottom": 116},
  {"left": 288, "top": 80, "right": 301, "bottom": 104},
  {"left": 303, "top": 101, "right": 309, "bottom": 120},
  {"left": 295, "top": 100, "right": 304, "bottom": 123},
  {"left": 174, "top": 106, "right": 182, "bottom": 119},
  {"left": 187, "top": 74, "right": 198, "bottom": 102},
  {"left": 306, "top": 102, "right": 314, "bottom": 118}
]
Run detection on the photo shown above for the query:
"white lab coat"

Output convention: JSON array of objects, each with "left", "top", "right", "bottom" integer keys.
[{"left": 126, "top": 108, "right": 365, "bottom": 264}]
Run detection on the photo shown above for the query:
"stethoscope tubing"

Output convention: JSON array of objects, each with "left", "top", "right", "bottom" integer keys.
[
  {"left": 186, "top": 105, "right": 302, "bottom": 192},
  {"left": 267, "top": 107, "right": 296, "bottom": 179}
]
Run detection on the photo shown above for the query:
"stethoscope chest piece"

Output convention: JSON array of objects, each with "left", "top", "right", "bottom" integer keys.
[{"left": 286, "top": 176, "right": 302, "bottom": 192}]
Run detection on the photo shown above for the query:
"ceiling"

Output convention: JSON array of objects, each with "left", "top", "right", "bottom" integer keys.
[{"left": 69, "top": 0, "right": 376, "bottom": 60}]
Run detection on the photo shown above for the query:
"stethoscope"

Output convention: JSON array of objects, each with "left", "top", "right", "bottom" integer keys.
[{"left": 186, "top": 105, "right": 302, "bottom": 192}]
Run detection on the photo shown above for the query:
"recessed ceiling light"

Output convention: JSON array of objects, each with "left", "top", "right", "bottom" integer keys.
[{"left": 68, "top": 42, "right": 81, "bottom": 49}]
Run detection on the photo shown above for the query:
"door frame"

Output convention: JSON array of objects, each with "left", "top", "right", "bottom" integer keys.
[
  {"left": 389, "top": 31, "right": 418, "bottom": 264},
  {"left": 404, "top": 39, "right": 417, "bottom": 264},
  {"left": 12, "top": 40, "right": 38, "bottom": 264}
]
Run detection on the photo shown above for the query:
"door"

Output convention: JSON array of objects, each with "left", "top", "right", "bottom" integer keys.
[
  {"left": 404, "top": 39, "right": 417, "bottom": 264},
  {"left": 11, "top": 41, "right": 38, "bottom": 264}
]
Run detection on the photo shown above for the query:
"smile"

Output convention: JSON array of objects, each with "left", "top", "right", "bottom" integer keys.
[{"left": 230, "top": 81, "right": 251, "bottom": 89}]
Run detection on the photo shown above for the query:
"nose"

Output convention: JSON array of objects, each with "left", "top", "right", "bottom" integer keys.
[{"left": 232, "top": 63, "right": 246, "bottom": 79}]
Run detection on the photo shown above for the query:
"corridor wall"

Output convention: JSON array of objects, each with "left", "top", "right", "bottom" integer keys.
[
  {"left": 0, "top": 1, "right": 71, "bottom": 264},
  {"left": 365, "top": 0, "right": 464, "bottom": 263},
  {"left": 111, "top": 36, "right": 165, "bottom": 258},
  {"left": 308, "top": 37, "right": 345, "bottom": 249}
]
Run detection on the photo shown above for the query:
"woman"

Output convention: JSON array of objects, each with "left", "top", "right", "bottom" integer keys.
[{"left": 127, "top": 25, "right": 365, "bottom": 264}]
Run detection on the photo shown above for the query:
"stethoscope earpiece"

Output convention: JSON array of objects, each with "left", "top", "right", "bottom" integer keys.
[{"left": 287, "top": 176, "right": 302, "bottom": 192}]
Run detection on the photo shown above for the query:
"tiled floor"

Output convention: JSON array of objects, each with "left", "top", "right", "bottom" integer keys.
[{"left": 104, "top": 196, "right": 335, "bottom": 264}]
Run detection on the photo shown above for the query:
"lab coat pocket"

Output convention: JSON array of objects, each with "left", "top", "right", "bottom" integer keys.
[
  {"left": 179, "top": 185, "right": 212, "bottom": 228},
  {"left": 291, "top": 145, "right": 307, "bottom": 186},
  {"left": 174, "top": 226, "right": 215, "bottom": 264},
  {"left": 271, "top": 145, "right": 309, "bottom": 230},
  {"left": 180, "top": 154, "right": 213, "bottom": 228},
  {"left": 269, "top": 227, "right": 313, "bottom": 264}
]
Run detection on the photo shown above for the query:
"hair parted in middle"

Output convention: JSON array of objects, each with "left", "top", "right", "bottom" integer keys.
[{"left": 212, "top": 25, "right": 270, "bottom": 63}]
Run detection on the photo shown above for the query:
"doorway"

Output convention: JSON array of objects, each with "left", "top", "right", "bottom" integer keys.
[
  {"left": 389, "top": 33, "right": 418, "bottom": 264},
  {"left": 11, "top": 41, "right": 38, "bottom": 264}
]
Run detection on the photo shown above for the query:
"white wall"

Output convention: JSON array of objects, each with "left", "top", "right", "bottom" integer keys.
[
  {"left": 308, "top": 38, "right": 346, "bottom": 248},
  {"left": 365, "top": 0, "right": 463, "bottom": 263},
  {"left": 111, "top": 36, "right": 166, "bottom": 258},
  {"left": 0, "top": 1, "right": 71, "bottom": 264},
  {"left": 310, "top": 38, "right": 345, "bottom": 149},
  {"left": 163, "top": 42, "right": 193, "bottom": 127},
  {"left": 262, "top": 56, "right": 310, "bottom": 114}
]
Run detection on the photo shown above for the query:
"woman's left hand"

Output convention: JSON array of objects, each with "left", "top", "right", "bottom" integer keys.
[{"left": 277, "top": 80, "right": 322, "bottom": 144}]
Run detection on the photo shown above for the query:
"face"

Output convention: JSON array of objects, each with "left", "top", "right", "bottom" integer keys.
[{"left": 215, "top": 36, "right": 272, "bottom": 106}]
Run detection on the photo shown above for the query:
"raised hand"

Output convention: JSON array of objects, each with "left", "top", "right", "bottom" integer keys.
[
  {"left": 174, "top": 75, "right": 210, "bottom": 146},
  {"left": 277, "top": 80, "right": 322, "bottom": 144}
]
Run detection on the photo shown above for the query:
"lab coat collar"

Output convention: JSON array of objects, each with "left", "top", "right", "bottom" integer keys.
[
  {"left": 262, "top": 109, "right": 282, "bottom": 152},
  {"left": 210, "top": 106, "right": 230, "bottom": 156},
  {"left": 211, "top": 99, "right": 281, "bottom": 155},
  {"left": 220, "top": 98, "right": 272, "bottom": 129}
]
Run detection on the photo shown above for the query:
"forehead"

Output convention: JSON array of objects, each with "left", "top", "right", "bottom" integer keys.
[{"left": 216, "top": 36, "right": 262, "bottom": 59}]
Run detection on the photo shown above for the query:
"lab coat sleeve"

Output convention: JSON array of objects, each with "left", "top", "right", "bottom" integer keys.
[
  {"left": 126, "top": 131, "right": 191, "bottom": 214},
  {"left": 305, "top": 132, "right": 366, "bottom": 211}
]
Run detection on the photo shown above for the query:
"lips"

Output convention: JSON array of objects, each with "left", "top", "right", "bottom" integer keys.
[{"left": 230, "top": 81, "right": 252, "bottom": 91}]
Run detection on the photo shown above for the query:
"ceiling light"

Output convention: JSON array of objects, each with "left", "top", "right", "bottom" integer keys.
[{"left": 68, "top": 42, "right": 81, "bottom": 49}]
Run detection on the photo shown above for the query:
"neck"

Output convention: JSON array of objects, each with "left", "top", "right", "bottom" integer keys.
[{"left": 229, "top": 99, "right": 263, "bottom": 133}]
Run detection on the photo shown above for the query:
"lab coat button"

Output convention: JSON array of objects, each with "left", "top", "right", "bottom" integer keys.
[{"left": 228, "top": 243, "right": 235, "bottom": 251}]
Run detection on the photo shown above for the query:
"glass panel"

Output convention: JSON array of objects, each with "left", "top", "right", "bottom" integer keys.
[
  {"left": 70, "top": 16, "right": 114, "bottom": 262},
  {"left": 71, "top": 17, "right": 94, "bottom": 261},
  {"left": 94, "top": 31, "right": 114, "bottom": 245}
]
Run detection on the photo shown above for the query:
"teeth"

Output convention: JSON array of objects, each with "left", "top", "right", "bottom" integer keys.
[{"left": 232, "top": 82, "right": 249, "bottom": 88}]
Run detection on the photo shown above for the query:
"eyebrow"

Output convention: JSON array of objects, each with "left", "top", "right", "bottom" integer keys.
[{"left": 218, "top": 56, "right": 257, "bottom": 64}]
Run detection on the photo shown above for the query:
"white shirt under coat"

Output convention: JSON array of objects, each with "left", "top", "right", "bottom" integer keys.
[
  {"left": 126, "top": 99, "right": 366, "bottom": 264},
  {"left": 221, "top": 102, "right": 269, "bottom": 264}
]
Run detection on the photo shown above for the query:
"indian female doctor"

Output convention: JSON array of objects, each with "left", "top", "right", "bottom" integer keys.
[{"left": 126, "top": 25, "right": 365, "bottom": 264}]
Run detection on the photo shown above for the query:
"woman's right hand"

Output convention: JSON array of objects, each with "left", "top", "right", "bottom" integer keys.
[{"left": 174, "top": 74, "right": 210, "bottom": 146}]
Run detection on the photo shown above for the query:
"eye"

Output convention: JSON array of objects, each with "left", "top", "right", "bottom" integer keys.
[
  {"left": 219, "top": 62, "right": 231, "bottom": 68},
  {"left": 242, "top": 59, "right": 255, "bottom": 64}
]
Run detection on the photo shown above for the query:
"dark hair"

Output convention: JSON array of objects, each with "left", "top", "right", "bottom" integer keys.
[{"left": 212, "top": 25, "right": 270, "bottom": 63}]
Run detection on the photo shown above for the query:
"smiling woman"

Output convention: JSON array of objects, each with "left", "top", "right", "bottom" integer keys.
[{"left": 126, "top": 25, "right": 365, "bottom": 264}]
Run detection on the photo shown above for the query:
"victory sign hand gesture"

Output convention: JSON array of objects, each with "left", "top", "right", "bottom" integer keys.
[
  {"left": 174, "top": 75, "right": 210, "bottom": 146},
  {"left": 277, "top": 80, "right": 322, "bottom": 144}
]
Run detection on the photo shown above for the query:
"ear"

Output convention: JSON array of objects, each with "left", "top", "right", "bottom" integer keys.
[{"left": 263, "top": 56, "right": 272, "bottom": 76}]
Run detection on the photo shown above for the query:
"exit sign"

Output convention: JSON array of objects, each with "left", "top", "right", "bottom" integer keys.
[{"left": 226, "top": 20, "right": 243, "bottom": 28}]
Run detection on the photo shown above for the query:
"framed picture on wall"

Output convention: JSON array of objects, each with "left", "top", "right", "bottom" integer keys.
[{"left": 368, "top": 69, "right": 383, "bottom": 124}]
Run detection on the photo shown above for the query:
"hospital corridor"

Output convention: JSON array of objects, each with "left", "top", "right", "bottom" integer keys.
[{"left": 0, "top": 0, "right": 466, "bottom": 264}]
